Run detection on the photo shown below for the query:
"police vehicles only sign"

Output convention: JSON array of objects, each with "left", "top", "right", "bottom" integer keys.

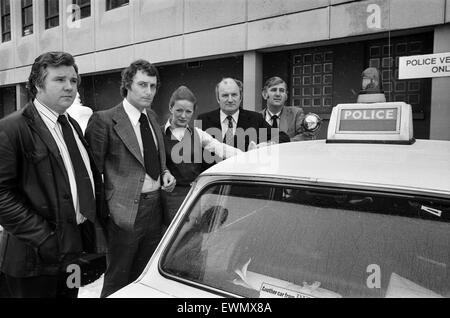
[{"left": 399, "top": 52, "right": 450, "bottom": 79}]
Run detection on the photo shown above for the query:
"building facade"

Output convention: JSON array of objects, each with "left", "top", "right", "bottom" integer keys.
[{"left": 0, "top": 0, "right": 449, "bottom": 140}]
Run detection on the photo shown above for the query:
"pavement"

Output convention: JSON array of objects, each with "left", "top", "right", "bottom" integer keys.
[{"left": 78, "top": 275, "right": 104, "bottom": 298}]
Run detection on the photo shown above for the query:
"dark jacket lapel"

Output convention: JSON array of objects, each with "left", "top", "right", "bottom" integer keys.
[
  {"left": 236, "top": 109, "right": 251, "bottom": 130},
  {"left": 68, "top": 114, "right": 102, "bottom": 181},
  {"left": 22, "top": 102, "right": 69, "bottom": 180},
  {"left": 209, "top": 109, "right": 222, "bottom": 130}
]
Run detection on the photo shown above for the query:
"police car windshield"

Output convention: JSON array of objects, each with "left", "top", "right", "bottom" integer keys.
[{"left": 160, "top": 182, "right": 450, "bottom": 298}]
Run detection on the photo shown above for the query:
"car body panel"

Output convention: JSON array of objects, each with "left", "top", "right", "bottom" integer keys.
[
  {"left": 109, "top": 282, "right": 174, "bottom": 298},
  {"left": 204, "top": 140, "right": 450, "bottom": 197},
  {"left": 110, "top": 138, "right": 450, "bottom": 298}
]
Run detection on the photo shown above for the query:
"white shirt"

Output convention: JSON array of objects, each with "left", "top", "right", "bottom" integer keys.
[
  {"left": 34, "top": 99, "right": 95, "bottom": 225},
  {"left": 220, "top": 109, "right": 240, "bottom": 139},
  {"left": 265, "top": 109, "right": 282, "bottom": 127},
  {"left": 122, "top": 99, "right": 161, "bottom": 193},
  {"left": 164, "top": 120, "right": 242, "bottom": 159}
]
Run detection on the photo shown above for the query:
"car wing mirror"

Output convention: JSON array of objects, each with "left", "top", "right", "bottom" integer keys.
[{"left": 302, "top": 113, "right": 322, "bottom": 133}]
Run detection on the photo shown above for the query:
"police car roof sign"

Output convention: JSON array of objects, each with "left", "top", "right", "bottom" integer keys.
[{"left": 327, "top": 102, "right": 414, "bottom": 144}]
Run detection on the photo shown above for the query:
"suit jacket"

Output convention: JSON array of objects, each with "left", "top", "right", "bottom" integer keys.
[
  {"left": 261, "top": 106, "right": 315, "bottom": 142},
  {"left": 85, "top": 103, "right": 168, "bottom": 231},
  {"left": 196, "top": 108, "right": 290, "bottom": 151},
  {"left": 0, "top": 102, "right": 107, "bottom": 277}
]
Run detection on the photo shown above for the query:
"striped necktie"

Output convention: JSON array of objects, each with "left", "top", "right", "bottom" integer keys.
[{"left": 223, "top": 115, "right": 234, "bottom": 146}]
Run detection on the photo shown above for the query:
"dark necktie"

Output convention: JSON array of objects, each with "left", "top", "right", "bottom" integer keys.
[
  {"left": 57, "top": 115, "right": 95, "bottom": 221},
  {"left": 271, "top": 115, "right": 279, "bottom": 128},
  {"left": 139, "top": 113, "right": 160, "bottom": 180},
  {"left": 223, "top": 115, "right": 234, "bottom": 146}
]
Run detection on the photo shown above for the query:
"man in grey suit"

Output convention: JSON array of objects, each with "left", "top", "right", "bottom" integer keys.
[
  {"left": 261, "top": 76, "right": 316, "bottom": 141},
  {"left": 85, "top": 60, "right": 176, "bottom": 297}
]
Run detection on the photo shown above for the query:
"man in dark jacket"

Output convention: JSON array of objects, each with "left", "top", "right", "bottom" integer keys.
[
  {"left": 0, "top": 52, "right": 106, "bottom": 298},
  {"left": 197, "top": 78, "right": 290, "bottom": 153}
]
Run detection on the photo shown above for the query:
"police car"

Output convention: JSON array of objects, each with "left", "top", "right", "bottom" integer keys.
[{"left": 111, "top": 102, "right": 450, "bottom": 298}]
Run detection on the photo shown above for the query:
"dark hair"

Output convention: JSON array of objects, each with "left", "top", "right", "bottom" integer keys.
[
  {"left": 169, "top": 86, "right": 197, "bottom": 109},
  {"left": 263, "top": 76, "right": 287, "bottom": 92},
  {"left": 27, "top": 51, "right": 80, "bottom": 99},
  {"left": 120, "top": 59, "right": 160, "bottom": 98},
  {"left": 215, "top": 77, "right": 243, "bottom": 101}
]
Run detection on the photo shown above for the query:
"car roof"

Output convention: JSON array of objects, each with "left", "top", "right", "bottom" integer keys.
[{"left": 202, "top": 139, "right": 450, "bottom": 196}]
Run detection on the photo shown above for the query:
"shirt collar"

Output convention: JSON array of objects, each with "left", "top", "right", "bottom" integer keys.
[
  {"left": 164, "top": 119, "right": 172, "bottom": 134},
  {"left": 266, "top": 108, "right": 282, "bottom": 118},
  {"left": 34, "top": 98, "right": 63, "bottom": 129},
  {"left": 220, "top": 109, "right": 240, "bottom": 125},
  {"left": 164, "top": 119, "right": 193, "bottom": 135},
  {"left": 123, "top": 98, "right": 146, "bottom": 126}
]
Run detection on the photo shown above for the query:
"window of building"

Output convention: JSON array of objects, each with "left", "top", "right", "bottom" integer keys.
[
  {"left": 291, "top": 48, "right": 335, "bottom": 114},
  {"left": 45, "top": 0, "right": 59, "bottom": 29},
  {"left": 290, "top": 33, "right": 432, "bottom": 119},
  {"left": 366, "top": 34, "right": 432, "bottom": 118},
  {"left": 1, "top": 0, "right": 11, "bottom": 42},
  {"left": 21, "top": 0, "right": 33, "bottom": 36},
  {"left": 72, "top": 0, "right": 91, "bottom": 20},
  {"left": 106, "top": 0, "right": 129, "bottom": 11},
  {"left": 0, "top": 86, "right": 17, "bottom": 119}
]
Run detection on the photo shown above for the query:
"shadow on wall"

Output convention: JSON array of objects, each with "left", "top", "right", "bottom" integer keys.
[
  {"left": 79, "top": 56, "right": 243, "bottom": 125},
  {"left": 153, "top": 56, "right": 243, "bottom": 125},
  {"left": 81, "top": 72, "right": 123, "bottom": 112}
]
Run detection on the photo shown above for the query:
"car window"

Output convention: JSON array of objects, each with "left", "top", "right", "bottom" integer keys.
[{"left": 160, "top": 182, "right": 450, "bottom": 298}]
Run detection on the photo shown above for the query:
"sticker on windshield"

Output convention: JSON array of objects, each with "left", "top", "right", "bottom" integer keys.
[
  {"left": 260, "top": 283, "right": 314, "bottom": 298},
  {"left": 421, "top": 205, "right": 442, "bottom": 217},
  {"left": 259, "top": 281, "right": 342, "bottom": 298},
  {"left": 232, "top": 258, "right": 342, "bottom": 298}
]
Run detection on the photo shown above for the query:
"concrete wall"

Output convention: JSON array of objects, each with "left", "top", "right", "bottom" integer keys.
[
  {"left": 447, "top": 0, "right": 450, "bottom": 23},
  {"left": 247, "top": 0, "right": 329, "bottom": 20},
  {"left": 430, "top": 24, "right": 450, "bottom": 140},
  {"left": 331, "top": 0, "right": 445, "bottom": 38},
  {"left": 1, "top": 0, "right": 449, "bottom": 86},
  {"left": 185, "top": 0, "right": 245, "bottom": 33}
]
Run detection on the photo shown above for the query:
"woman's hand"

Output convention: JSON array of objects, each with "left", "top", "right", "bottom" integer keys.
[{"left": 162, "top": 170, "right": 176, "bottom": 192}]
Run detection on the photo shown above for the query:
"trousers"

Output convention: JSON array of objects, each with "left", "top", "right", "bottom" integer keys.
[
  {"left": 100, "top": 190, "right": 163, "bottom": 298},
  {"left": 2, "top": 272, "right": 78, "bottom": 298}
]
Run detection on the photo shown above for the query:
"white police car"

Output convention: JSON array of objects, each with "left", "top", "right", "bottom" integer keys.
[{"left": 111, "top": 102, "right": 450, "bottom": 298}]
